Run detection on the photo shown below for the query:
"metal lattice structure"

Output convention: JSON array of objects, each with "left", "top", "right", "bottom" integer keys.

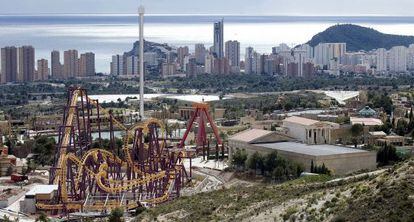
[
  {"left": 179, "top": 103, "right": 225, "bottom": 159},
  {"left": 37, "top": 87, "right": 191, "bottom": 214}
]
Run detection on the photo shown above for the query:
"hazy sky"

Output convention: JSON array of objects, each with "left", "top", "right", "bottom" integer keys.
[{"left": 1, "top": 0, "right": 413, "bottom": 15}]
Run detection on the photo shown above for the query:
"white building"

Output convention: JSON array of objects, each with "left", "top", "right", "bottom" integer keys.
[
  {"left": 283, "top": 116, "right": 339, "bottom": 145},
  {"left": 314, "top": 43, "right": 346, "bottom": 68},
  {"left": 388, "top": 46, "right": 407, "bottom": 73},
  {"left": 297, "top": 44, "right": 314, "bottom": 59},
  {"left": 407, "top": 44, "right": 414, "bottom": 70},
  {"left": 375, "top": 48, "right": 387, "bottom": 72}
]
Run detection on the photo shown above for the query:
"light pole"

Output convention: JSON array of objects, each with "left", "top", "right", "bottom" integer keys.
[{"left": 138, "top": 4, "right": 145, "bottom": 120}]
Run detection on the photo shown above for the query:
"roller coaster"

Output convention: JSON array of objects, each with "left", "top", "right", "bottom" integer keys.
[{"left": 36, "top": 87, "right": 192, "bottom": 214}]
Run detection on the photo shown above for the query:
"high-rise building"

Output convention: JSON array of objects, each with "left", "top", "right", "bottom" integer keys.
[
  {"left": 213, "top": 19, "right": 224, "bottom": 58},
  {"left": 110, "top": 55, "right": 124, "bottom": 76},
  {"left": 272, "top": 43, "right": 291, "bottom": 54},
  {"left": 36, "top": 59, "right": 49, "bottom": 81},
  {"left": 314, "top": 43, "right": 346, "bottom": 68},
  {"left": 17, "top": 46, "right": 35, "bottom": 82},
  {"left": 63, "top": 50, "right": 79, "bottom": 78},
  {"left": 375, "top": 48, "right": 387, "bottom": 72},
  {"left": 79, "top": 52, "right": 95, "bottom": 77},
  {"left": 0, "top": 46, "right": 17, "bottom": 83},
  {"left": 51, "top": 50, "right": 63, "bottom": 79},
  {"left": 225, "top": 40, "right": 240, "bottom": 71},
  {"left": 144, "top": 52, "right": 158, "bottom": 66},
  {"left": 177, "top": 46, "right": 189, "bottom": 69},
  {"left": 297, "top": 44, "right": 314, "bottom": 60},
  {"left": 194, "top": 44, "right": 206, "bottom": 65},
  {"left": 388, "top": 46, "right": 407, "bottom": 73},
  {"left": 186, "top": 57, "right": 198, "bottom": 77},
  {"left": 407, "top": 44, "right": 414, "bottom": 70},
  {"left": 212, "top": 57, "right": 230, "bottom": 75},
  {"left": 252, "top": 52, "right": 265, "bottom": 74},
  {"left": 303, "top": 62, "right": 316, "bottom": 78},
  {"left": 245, "top": 47, "right": 254, "bottom": 74},
  {"left": 161, "top": 63, "right": 177, "bottom": 78},
  {"left": 204, "top": 54, "right": 214, "bottom": 74},
  {"left": 126, "top": 56, "right": 142, "bottom": 76},
  {"left": 293, "top": 49, "right": 307, "bottom": 77}
]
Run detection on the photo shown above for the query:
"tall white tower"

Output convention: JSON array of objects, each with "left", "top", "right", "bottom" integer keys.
[{"left": 138, "top": 5, "right": 145, "bottom": 119}]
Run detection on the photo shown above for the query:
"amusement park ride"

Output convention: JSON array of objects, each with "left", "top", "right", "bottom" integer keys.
[{"left": 36, "top": 87, "right": 223, "bottom": 214}]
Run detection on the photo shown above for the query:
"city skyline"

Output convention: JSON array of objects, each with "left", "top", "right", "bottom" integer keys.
[{"left": 1, "top": 0, "right": 414, "bottom": 16}]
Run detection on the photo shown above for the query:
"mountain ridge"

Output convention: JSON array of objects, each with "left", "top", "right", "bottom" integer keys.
[{"left": 306, "top": 24, "right": 414, "bottom": 51}]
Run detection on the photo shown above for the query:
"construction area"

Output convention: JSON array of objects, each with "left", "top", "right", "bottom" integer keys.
[{"left": 0, "top": 87, "right": 230, "bottom": 221}]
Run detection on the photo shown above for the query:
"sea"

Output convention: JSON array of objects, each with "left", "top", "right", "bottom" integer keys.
[{"left": 1, "top": 14, "right": 414, "bottom": 73}]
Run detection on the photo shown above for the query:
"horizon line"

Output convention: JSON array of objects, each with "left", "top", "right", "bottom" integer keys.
[{"left": 1, "top": 13, "right": 414, "bottom": 17}]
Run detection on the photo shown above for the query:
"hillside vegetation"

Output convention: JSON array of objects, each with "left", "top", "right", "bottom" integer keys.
[
  {"left": 307, "top": 24, "right": 414, "bottom": 51},
  {"left": 134, "top": 159, "right": 414, "bottom": 221}
]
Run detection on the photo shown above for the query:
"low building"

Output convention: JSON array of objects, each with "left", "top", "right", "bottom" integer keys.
[
  {"left": 257, "top": 142, "right": 377, "bottom": 175},
  {"left": 368, "top": 131, "right": 387, "bottom": 145},
  {"left": 21, "top": 185, "right": 58, "bottom": 214},
  {"left": 350, "top": 117, "right": 383, "bottom": 126},
  {"left": 376, "top": 135, "right": 405, "bottom": 146},
  {"left": 358, "top": 106, "right": 377, "bottom": 117},
  {"left": 0, "top": 188, "right": 26, "bottom": 208},
  {"left": 229, "top": 129, "right": 377, "bottom": 175},
  {"left": 228, "top": 129, "right": 293, "bottom": 160},
  {"left": 283, "top": 116, "right": 339, "bottom": 145}
]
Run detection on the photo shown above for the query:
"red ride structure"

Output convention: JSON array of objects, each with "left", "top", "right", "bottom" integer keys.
[{"left": 179, "top": 102, "right": 225, "bottom": 159}]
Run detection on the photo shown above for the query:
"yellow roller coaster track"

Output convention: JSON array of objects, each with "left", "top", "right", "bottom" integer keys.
[{"left": 38, "top": 88, "right": 183, "bottom": 211}]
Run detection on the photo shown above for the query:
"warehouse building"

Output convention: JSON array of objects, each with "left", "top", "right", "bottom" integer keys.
[{"left": 229, "top": 129, "right": 377, "bottom": 175}]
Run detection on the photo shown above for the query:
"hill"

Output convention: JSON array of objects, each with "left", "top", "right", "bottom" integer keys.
[
  {"left": 134, "top": 159, "right": 414, "bottom": 221},
  {"left": 125, "top": 40, "right": 174, "bottom": 58},
  {"left": 307, "top": 24, "right": 414, "bottom": 51}
]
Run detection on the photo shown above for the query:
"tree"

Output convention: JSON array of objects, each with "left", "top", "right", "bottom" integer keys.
[
  {"left": 310, "top": 160, "right": 315, "bottom": 173},
  {"left": 264, "top": 151, "right": 278, "bottom": 174},
  {"left": 32, "top": 136, "right": 56, "bottom": 166},
  {"left": 350, "top": 124, "right": 364, "bottom": 137},
  {"left": 395, "top": 119, "right": 408, "bottom": 136},
  {"left": 247, "top": 152, "right": 264, "bottom": 174},
  {"left": 108, "top": 208, "right": 124, "bottom": 222},
  {"left": 312, "top": 163, "right": 331, "bottom": 175},
  {"left": 377, "top": 144, "right": 400, "bottom": 166},
  {"left": 36, "top": 212, "right": 51, "bottom": 222},
  {"left": 231, "top": 149, "right": 247, "bottom": 170},
  {"left": 350, "top": 124, "right": 364, "bottom": 147}
]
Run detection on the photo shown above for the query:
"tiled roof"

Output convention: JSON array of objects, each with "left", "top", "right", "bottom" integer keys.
[
  {"left": 229, "top": 129, "right": 273, "bottom": 143},
  {"left": 283, "top": 116, "right": 319, "bottom": 126}
]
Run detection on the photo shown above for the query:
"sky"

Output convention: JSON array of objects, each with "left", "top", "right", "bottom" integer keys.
[{"left": 1, "top": 0, "right": 414, "bottom": 16}]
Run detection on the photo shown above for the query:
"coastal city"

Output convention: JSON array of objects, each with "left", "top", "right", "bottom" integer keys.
[
  {"left": 1, "top": 22, "right": 414, "bottom": 83},
  {"left": 0, "top": 1, "right": 413, "bottom": 222}
]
